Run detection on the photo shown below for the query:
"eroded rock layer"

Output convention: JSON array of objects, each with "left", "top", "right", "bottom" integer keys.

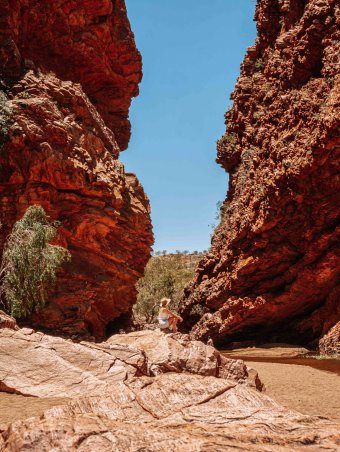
[
  {"left": 2, "top": 374, "right": 340, "bottom": 452},
  {"left": 0, "top": 0, "right": 153, "bottom": 339},
  {"left": 0, "top": 324, "right": 261, "bottom": 396},
  {"left": 1, "top": 325, "right": 339, "bottom": 451},
  {"left": 0, "top": 0, "right": 141, "bottom": 150},
  {"left": 180, "top": 0, "right": 339, "bottom": 349}
]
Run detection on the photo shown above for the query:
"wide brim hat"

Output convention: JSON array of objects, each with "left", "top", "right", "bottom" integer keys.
[{"left": 160, "top": 297, "right": 171, "bottom": 307}]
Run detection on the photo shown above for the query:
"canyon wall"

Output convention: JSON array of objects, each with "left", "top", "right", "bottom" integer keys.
[
  {"left": 180, "top": 0, "right": 339, "bottom": 351},
  {"left": 0, "top": 0, "right": 153, "bottom": 340}
]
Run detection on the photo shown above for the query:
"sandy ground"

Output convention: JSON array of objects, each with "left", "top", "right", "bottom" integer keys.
[
  {"left": 223, "top": 344, "right": 309, "bottom": 358},
  {"left": 246, "top": 360, "right": 340, "bottom": 421},
  {"left": 0, "top": 394, "right": 68, "bottom": 426}
]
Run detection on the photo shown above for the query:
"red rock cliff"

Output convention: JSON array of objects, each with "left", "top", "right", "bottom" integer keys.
[
  {"left": 0, "top": 0, "right": 153, "bottom": 340},
  {"left": 180, "top": 0, "right": 339, "bottom": 351}
]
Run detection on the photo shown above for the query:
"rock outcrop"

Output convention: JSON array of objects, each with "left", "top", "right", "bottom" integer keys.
[
  {"left": 0, "top": 0, "right": 140, "bottom": 150},
  {"left": 0, "top": 311, "right": 18, "bottom": 331},
  {"left": 108, "top": 329, "right": 263, "bottom": 389},
  {"left": 1, "top": 327, "right": 340, "bottom": 451},
  {"left": 180, "top": 0, "right": 339, "bottom": 350},
  {"left": 0, "top": 0, "right": 153, "bottom": 339},
  {"left": 2, "top": 385, "right": 340, "bottom": 452},
  {"left": 0, "top": 327, "right": 261, "bottom": 396}
]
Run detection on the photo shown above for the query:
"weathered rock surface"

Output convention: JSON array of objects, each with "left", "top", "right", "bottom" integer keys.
[
  {"left": 319, "top": 321, "right": 340, "bottom": 356},
  {"left": 0, "top": 328, "right": 261, "bottom": 397},
  {"left": 1, "top": 327, "right": 340, "bottom": 450},
  {"left": 1, "top": 372, "right": 340, "bottom": 451},
  {"left": 108, "top": 329, "right": 263, "bottom": 389},
  {"left": 0, "top": 311, "right": 18, "bottom": 331},
  {"left": 180, "top": 0, "right": 340, "bottom": 351},
  {"left": 0, "top": 0, "right": 141, "bottom": 150},
  {"left": 0, "top": 327, "right": 147, "bottom": 396},
  {"left": 0, "top": 1, "right": 153, "bottom": 339}
]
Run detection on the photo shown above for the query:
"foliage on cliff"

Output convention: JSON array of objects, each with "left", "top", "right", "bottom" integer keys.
[{"left": 1, "top": 205, "right": 71, "bottom": 318}]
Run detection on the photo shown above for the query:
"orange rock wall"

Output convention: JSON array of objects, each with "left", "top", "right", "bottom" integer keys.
[
  {"left": 0, "top": 0, "right": 153, "bottom": 339},
  {"left": 180, "top": 0, "right": 339, "bottom": 350}
]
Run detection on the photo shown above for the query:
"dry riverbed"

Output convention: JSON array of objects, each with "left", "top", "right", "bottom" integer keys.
[{"left": 223, "top": 345, "right": 340, "bottom": 421}]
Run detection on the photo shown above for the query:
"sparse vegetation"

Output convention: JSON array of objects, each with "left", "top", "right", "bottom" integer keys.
[
  {"left": 254, "top": 57, "right": 265, "bottom": 71},
  {"left": 189, "top": 303, "right": 204, "bottom": 317},
  {"left": 0, "top": 90, "right": 12, "bottom": 149},
  {"left": 217, "top": 131, "right": 236, "bottom": 152},
  {"left": 0, "top": 205, "right": 71, "bottom": 318},
  {"left": 209, "top": 200, "right": 225, "bottom": 234},
  {"left": 252, "top": 111, "right": 263, "bottom": 120},
  {"left": 134, "top": 252, "right": 203, "bottom": 323}
]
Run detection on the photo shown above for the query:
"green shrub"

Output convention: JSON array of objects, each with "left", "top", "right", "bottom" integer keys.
[
  {"left": 0, "top": 205, "right": 71, "bottom": 318},
  {"left": 134, "top": 253, "right": 203, "bottom": 323}
]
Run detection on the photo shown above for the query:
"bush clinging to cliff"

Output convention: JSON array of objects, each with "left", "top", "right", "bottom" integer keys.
[{"left": 0, "top": 205, "right": 71, "bottom": 318}]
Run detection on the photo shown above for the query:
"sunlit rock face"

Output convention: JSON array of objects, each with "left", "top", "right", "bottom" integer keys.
[
  {"left": 1, "top": 327, "right": 340, "bottom": 451},
  {"left": 0, "top": 0, "right": 153, "bottom": 340},
  {"left": 180, "top": 0, "right": 339, "bottom": 350}
]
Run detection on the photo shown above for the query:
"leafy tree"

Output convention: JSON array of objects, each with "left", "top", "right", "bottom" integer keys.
[{"left": 0, "top": 205, "right": 71, "bottom": 318}]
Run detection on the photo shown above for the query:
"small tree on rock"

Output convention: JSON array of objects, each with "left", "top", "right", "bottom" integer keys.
[{"left": 0, "top": 205, "right": 71, "bottom": 318}]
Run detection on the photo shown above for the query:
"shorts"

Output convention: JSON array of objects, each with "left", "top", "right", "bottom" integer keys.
[{"left": 158, "top": 318, "right": 170, "bottom": 329}]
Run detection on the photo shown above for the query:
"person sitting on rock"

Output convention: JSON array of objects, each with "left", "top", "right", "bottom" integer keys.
[{"left": 158, "top": 297, "right": 183, "bottom": 333}]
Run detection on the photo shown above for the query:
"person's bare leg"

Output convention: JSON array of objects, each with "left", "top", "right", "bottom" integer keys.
[{"left": 169, "top": 317, "right": 178, "bottom": 333}]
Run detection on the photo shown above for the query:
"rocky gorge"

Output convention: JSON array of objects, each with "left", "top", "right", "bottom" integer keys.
[
  {"left": 179, "top": 0, "right": 340, "bottom": 354},
  {"left": 0, "top": 0, "right": 339, "bottom": 450}
]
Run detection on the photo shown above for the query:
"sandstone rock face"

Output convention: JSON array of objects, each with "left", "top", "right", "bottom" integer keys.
[
  {"left": 0, "top": 328, "right": 260, "bottom": 397},
  {"left": 0, "top": 1, "right": 153, "bottom": 339},
  {"left": 1, "top": 328, "right": 340, "bottom": 450},
  {"left": 0, "top": 0, "right": 140, "bottom": 150},
  {"left": 180, "top": 0, "right": 340, "bottom": 350},
  {"left": 0, "top": 327, "right": 147, "bottom": 396}
]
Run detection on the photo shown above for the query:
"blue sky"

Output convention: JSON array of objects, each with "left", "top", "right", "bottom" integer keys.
[{"left": 121, "top": 0, "right": 257, "bottom": 253}]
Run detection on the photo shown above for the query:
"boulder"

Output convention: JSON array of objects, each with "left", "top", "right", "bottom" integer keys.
[
  {"left": 108, "top": 329, "right": 263, "bottom": 390},
  {"left": 0, "top": 327, "right": 147, "bottom": 397},
  {"left": 1, "top": 373, "right": 339, "bottom": 451},
  {"left": 0, "top": 328, "right": 262, "bottom": 397},
  {"left": 319, "top": 322, "right": 340, "bottom": 356}
]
